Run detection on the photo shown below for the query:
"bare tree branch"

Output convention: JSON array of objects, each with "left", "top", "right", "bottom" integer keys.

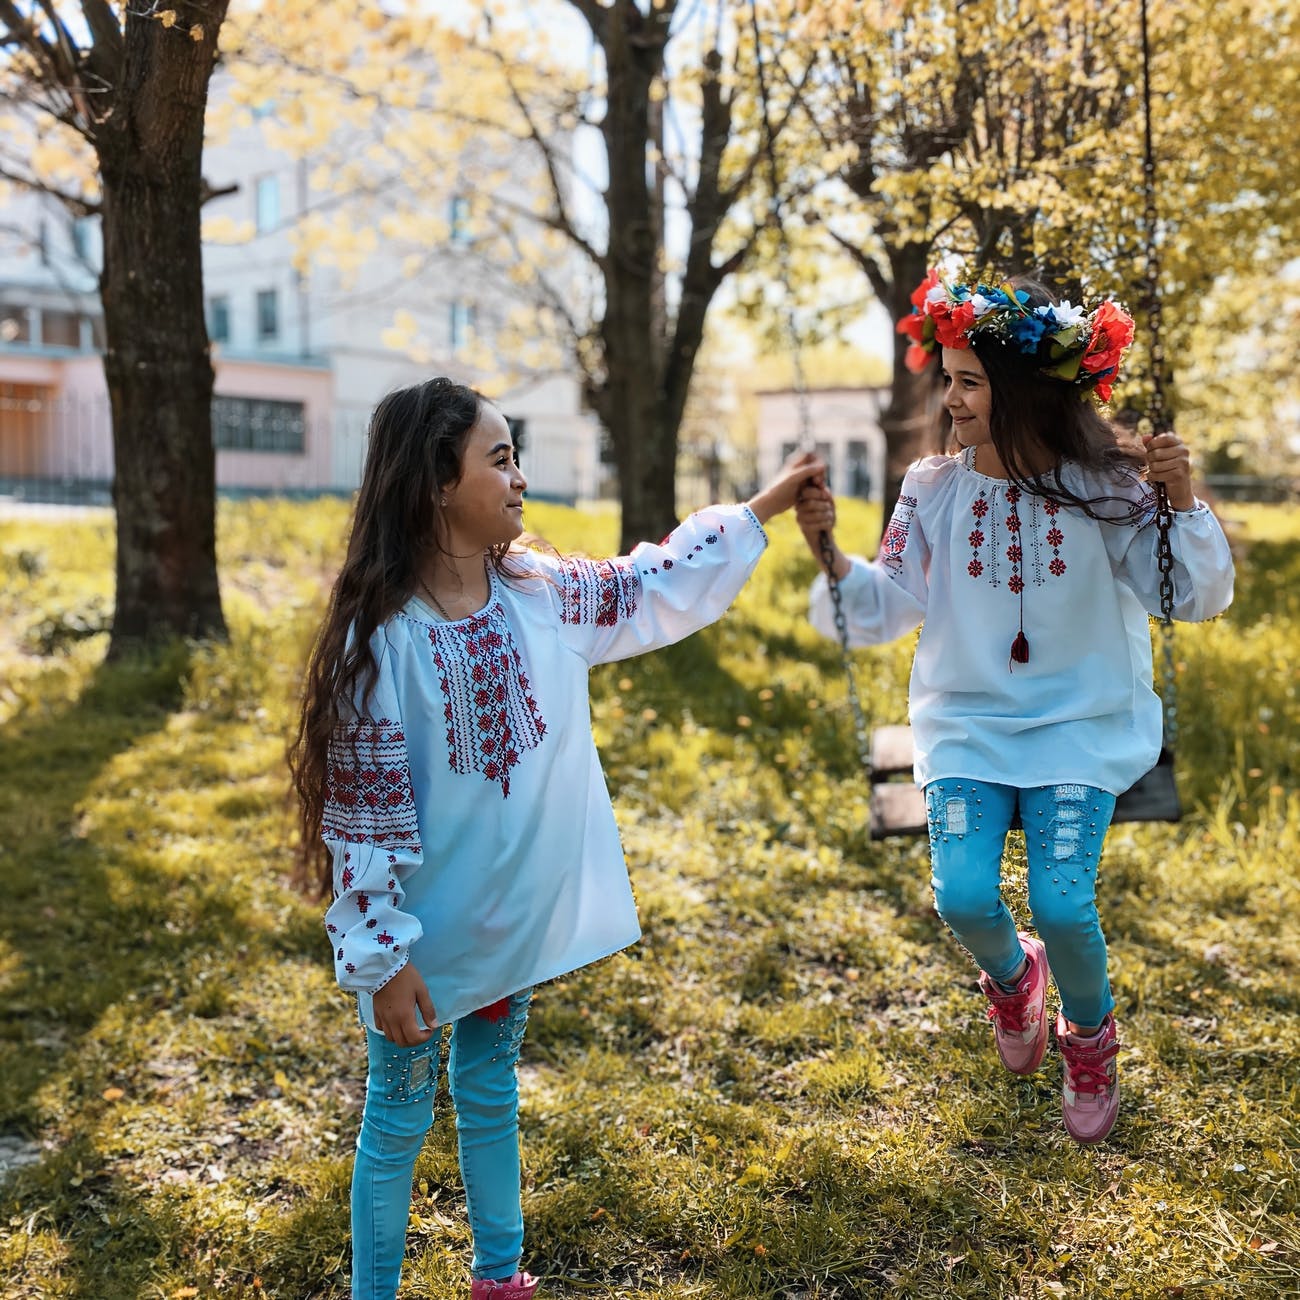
[
  {"left": 477, "top": 14, "right": 604, "bottom": 271},
  {"left": 827, "top": 227, "right": 889, "bottom": 302},
  {"left": 0, "top": 159, "right": 100, "bottom": 213}
]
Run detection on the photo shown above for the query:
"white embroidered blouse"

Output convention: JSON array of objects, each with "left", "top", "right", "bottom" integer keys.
[
  {"left": 322, "top": 504, "right": 768, "bottom": 1029},
  {"left": 810, "top": 448, "right": 1235, "bottom": 794}
]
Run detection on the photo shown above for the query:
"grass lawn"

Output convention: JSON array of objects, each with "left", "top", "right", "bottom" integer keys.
[{"left": 0, "top": 496, "right": 1296, "bottom": 1299}]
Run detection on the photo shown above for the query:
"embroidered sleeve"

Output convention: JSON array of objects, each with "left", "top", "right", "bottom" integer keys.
[
  {"left": 1108, "top": 495, "right": 1235, "bottom": 622},
  {"left": 547, "top": 503, "right": 768, "bottom": 665},
  {"left": 323, "top": 719, "right": 421, "bottom": 848},
  {"left": 810, "top": 469, "right": 930, "bottom": 647},
  {"left": 321, "top": 644, "right": 425, "bottom": 995}
]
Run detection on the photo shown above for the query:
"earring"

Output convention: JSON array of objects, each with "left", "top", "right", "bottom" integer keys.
[{"left": 440, "top": 495, "right": 448, "bottom": 507}]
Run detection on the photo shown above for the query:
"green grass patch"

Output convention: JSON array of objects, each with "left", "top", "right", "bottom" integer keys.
[{"left": 0, "top": 497, "right": 1296, "bottom": 1298}]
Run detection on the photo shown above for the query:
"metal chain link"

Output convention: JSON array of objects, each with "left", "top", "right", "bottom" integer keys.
[
  {"left": 819, "top": 530, "right": 872, "bottom": 772},
  {"left": 1141, "top": 0, "right": 1179, "bottom": 752},
  {"left": 1154, "top": 483, "right": 1179, "bottom": 748}
]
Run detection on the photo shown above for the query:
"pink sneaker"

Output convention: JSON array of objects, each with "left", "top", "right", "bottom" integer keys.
[
  {"left": 1056, "top": 1013, "right": 1120, "bottom": 1144},
  {"left": 471, "top": 1272, "right": 538, "bottom": 1300},
  {"left": 977, "top": 933, "right": 1050, "bottom": 1075}
]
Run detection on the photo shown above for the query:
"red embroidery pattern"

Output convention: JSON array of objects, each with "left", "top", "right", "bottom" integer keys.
[
  {"left": 428, "top": 603, "right": 546, "bottom": 797},
  {"left": 1005, "top": 486, "right": 1025, "bottom": 594},
  {"left": 1042, "top": 499, "right": 1067, "bottom": 578},
  {"left": 966, "top": 486, "right": 1067, "bottom": 588},
  {"left": 880, "top": 493, "right": 919, "bottom": 576},
  {"left": 559, "top": 557, "right": 641, "bottom": 626},
  {"left": 324, "top": 720, "right": 422, "bottom": 849}
]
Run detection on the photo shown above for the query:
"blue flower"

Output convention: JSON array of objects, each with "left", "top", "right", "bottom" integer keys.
[{"left": 1008, "top": 313, "right": 1050, "bottom": 352}]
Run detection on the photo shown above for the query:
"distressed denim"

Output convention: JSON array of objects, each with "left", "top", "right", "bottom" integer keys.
[
  {"left": 351, "top": 988, "right": 533, "bottom": 1300},
  {"left": 926, "top": 780, "right": 1117, "bottom": 1028}
]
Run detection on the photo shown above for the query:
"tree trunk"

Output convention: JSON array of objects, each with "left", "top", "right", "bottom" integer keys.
[
  {"left": 878, "top": 241, "right": 943, "bottom": 540},
  {"left": 97, "top": 11, "right": 228, "bottom": 654},
  {"left": 596, "top": 3, "right": 679, "bottom": 554}
]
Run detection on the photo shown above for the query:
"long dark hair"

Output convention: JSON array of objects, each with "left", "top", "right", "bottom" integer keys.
[
  {"left": 289, "top": 377, "right": 516, "bottom": 895},
  {"left": 963, "top": 277, "right": 1147, "bottom": 522}
]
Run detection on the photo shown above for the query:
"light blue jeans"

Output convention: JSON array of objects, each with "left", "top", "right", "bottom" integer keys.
[
  {"left": 351, "top": 988, "right": 533, "bottom": 1300},
  {"left": 925, "top": 780, "right": 1117, "bottom": 1029}
]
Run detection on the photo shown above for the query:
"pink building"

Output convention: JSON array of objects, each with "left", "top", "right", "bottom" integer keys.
[{"left": 0, "top": 344, "right": 334, "bottom": 500}]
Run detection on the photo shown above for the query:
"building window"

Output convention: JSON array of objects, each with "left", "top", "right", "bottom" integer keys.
[
  {"left": 255, "top": 175, "right": 280, "bottom": 233},
  {"left": 0, "top": 304, "right": 31, "bottom": 345},
  {"left": 846, "top": 439, "right": 873, "bottom": 499},
  {"left": 208, "top": 295, "right": 230, "bottom": 344},
  {"left": 71, "top": 216, "right": 98, "bottom": 264},
  {"left": 41, "top": 309, "right": 81, "bottom": 349},
  {"left": 212, "top": 396, "right": 305, "bottom": 453},
  {"left": 449, "top": 195, "right": 471, "bottom": 246},
  {"left": 256, "top": 289, "right": 278, "bottom": 341},
  {"left": 449, "top": 300, "right": 475, "bottom": 351}
]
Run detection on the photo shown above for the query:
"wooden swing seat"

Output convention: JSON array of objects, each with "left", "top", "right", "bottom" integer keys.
[{"left": 867, "top": 724, "right": 1181, "bottom": 840}]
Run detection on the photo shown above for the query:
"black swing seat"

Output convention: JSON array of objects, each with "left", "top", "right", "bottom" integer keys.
[{"left": 867, "top": 726, "right": 1181, "bottom": 840}]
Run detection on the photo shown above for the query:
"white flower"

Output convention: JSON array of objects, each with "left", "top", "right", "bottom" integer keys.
[
  {"left": 1048, "top": 300, "right": 1087, "bottom": 327},
  {"left": 970, "top": 293, "right": 996, "bottom": 318},
  {"left": 925, "top": 284, "right": 947, "bottom": 307}
]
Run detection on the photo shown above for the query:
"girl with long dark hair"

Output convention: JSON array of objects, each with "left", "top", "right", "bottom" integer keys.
[
  {"left": 795, "top": 270, "right": 1234, "bottom": 1144},
  {"left": 290, "top": 376, "right": 823, "bottom": 1299}
]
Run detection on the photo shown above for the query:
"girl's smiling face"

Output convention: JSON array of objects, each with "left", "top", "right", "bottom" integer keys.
[
  {"left": 440, "top": 404, "right": 528, "bottom": 551},
  {"left": 941, "top": 346, "right": 993, "bottom": 447}
]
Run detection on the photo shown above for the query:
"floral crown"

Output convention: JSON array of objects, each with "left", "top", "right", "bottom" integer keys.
[{"left": 897, "top": 266, "right": 1135, "bottom": 404}]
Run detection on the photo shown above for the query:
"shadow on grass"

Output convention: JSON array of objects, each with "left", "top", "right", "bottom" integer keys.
[{"left": 0, "top": 648, "right": 270, "bottom": 1296}]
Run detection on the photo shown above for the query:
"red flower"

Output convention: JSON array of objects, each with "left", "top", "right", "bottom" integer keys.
[
  {"left": 1049, "top": 557, "right": 1067, "bottom": 576},
  {"left": 898, "top": 312, "right": 925, "bottom": 343},
  {"left": 968, "top": 530, "right": 984, "bottom": 548},
  {"left": 968, "top": 558, "right": 984, "bottom": 577},
  {"left": 904, "top": 343, "right": 931, "bottom": 373},
  {"left": 1046, "top": 527, "right": 1064, "bottom": 547},
  {"left": 1081, "top": 301, "right": 1135, "bottom": 401},
  {"left": 933, "top": 300, "right": 976, "bottom": 349},
  {"left": 910, "top": 268, "right": 941, "bottom": 310},
  {"left": 1008, "top": 574, "right": 1025, "bottom": 594}
]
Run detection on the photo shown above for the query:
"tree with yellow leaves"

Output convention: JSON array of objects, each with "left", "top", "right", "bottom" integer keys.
[
  {"left": 788, "top": 0, "right": 1299, "bottom": 528},
  {"left": 0, "top": 0, "right": 231, "bottom": 651},
  {"left": 222, "top": 0, "right": 824, "bottom": 550}
]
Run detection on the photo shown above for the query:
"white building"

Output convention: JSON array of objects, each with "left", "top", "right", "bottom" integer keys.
[
  {"left": 755, "top": 385, "right": 888, "bottom": 501},
  {"left": 0, "top": 82, "right": 603, "bottom": 504}
]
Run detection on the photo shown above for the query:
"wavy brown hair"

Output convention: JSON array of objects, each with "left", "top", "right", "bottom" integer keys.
[
  {"left": 958, "top": 277, "right": 1148, "bottom": 522},
  {"left": 288, "top": 377, "right": 517, "bottom": 896}
]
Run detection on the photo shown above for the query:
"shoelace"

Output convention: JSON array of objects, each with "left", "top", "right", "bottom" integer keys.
[
  {"left": 1064, "top": 1045, "right": 1118, "bottom": 1096},
  {"left": 987, "top": 991, "right": 1032, "bottom": 1033}
]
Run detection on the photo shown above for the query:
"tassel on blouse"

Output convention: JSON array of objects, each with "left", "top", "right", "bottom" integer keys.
[{"left": 1010, "top": 631, "right": 1030, "bottom": 664}]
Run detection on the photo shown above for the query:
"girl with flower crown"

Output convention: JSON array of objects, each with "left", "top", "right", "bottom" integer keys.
[{"left": 794, "top": 270, "right": 1234, "bottom": 1144}]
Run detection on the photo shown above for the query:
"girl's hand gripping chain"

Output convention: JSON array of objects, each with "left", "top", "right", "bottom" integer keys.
[
  {"left": 1142, "top": 430, "right": 1195, "bottom": 511},
  {"left": 794, "top": 476, "right": 852, "bottom": 580},
  {"left": 373, "top": 962, "right": 437, "bottom": 1047},
  {"left": 746, "top": 450, "right": 828, "bottom": 523}
]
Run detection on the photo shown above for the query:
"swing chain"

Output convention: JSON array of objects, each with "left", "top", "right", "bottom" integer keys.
[
  {"left": 1154, "top": 483, "right": 1179, "bottom": 749},
  {"left": 820, "top": 532, "right": 872, "bottom": 772},
  {"left": 1142, "top": 0, "right": 1179, "bottom": 755}
]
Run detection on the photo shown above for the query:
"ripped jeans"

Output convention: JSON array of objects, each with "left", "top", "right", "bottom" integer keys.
[
  {"left": 351, "top": 988, "right": 533, "bottom": 1300},
  {"left": 925, "top": 780, "right": 1117, "bottom": 1028}
]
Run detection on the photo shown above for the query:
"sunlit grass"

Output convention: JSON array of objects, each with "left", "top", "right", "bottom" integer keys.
[{"left": 0, "top": 495, "right": 1295, "bottom": 1298}]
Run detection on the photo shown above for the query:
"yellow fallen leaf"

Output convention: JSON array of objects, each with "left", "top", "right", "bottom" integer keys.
[{"left": 102, "top": 1087, "right": 125, "bottom": 1102}]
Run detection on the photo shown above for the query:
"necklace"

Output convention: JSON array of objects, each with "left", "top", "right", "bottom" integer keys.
[{"left": 419, "top": 579, "right": 460, "bottom": 622}]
